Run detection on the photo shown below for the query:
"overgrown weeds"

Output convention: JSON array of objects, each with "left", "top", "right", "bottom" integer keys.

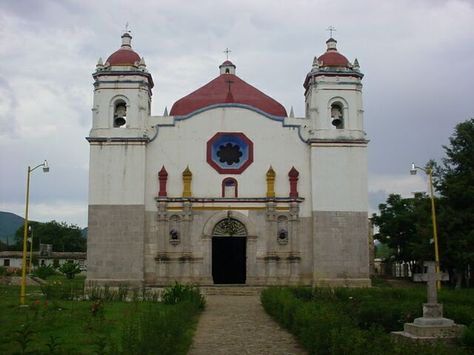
[{"left": 2, "top": 281, "right": 204, "bottom": 354}]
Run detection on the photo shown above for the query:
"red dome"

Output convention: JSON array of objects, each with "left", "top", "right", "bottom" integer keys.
[
  {"left": 170, "top": 73, "right": 287, "bottom": 117},
  {"left": 106, "top": 48, "right": 141, "bottom": 66},
  {"left": 318, "top": 51, "right": 350, "bottom": 67}
]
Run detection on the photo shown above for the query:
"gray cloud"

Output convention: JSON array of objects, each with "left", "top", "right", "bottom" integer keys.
[{"left": 0, "top": 0, "right": 473, "bottom": 227}]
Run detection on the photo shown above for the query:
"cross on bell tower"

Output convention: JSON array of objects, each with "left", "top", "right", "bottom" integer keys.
[
  {"left": 326, "top": 25, "right": 336, "bottom": 38},
  {"left": 223, "top": 48, "right": 232, "bottom": 60}
]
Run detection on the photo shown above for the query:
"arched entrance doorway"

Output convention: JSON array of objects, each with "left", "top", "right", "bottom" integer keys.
[{"left": 212, "top": 216, "right": 247, "bottom": 284}]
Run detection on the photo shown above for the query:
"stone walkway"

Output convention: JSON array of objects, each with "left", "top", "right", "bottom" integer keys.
[{"left": 189, "top": 295, "right": 307, "bottom": 355}]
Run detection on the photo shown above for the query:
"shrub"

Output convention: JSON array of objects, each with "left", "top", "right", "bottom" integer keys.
[
  {"left": 32, "top": 265, "right": 57, "bottom": 279},
  {"left": 462, "top": 322, "right": 474, "bottom": 350},
  {"left": 58, "top": 262, "right": 81, "bottom": 279},
  {"left": 161, "top": 282, "right": 205, "bottom": 310},
  {"left": 119, "top": 284, "right": 205, "bottom": 354},
  {"left": 261, "top": 287, "right": 471, "bottom": 355}
]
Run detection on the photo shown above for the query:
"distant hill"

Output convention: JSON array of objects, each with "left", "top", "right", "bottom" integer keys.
[
  {"left": 0, "top": 211, "right": 24, "bottom": 244},
  {"left": 0, "top": 212, "right": 87, "bottom": 245}
]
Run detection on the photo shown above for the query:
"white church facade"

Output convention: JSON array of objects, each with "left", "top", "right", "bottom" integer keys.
[{"left": 86, "top": 33, "right": 370, "bottom": 287}]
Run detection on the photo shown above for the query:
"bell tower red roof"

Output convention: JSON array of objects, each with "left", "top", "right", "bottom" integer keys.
[
  {"left": 170, "top": 62, "right": 287, "bottom": 117},
  {"left": 106, "top": 33, "right": 141, "bottom": 66}
]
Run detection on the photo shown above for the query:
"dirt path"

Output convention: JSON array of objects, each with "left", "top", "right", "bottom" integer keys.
[{"left": 188, "top": 295, "right": 306, "bottom": 355}]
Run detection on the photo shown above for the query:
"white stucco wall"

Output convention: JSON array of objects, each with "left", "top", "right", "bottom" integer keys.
[
  {"left": 310, "top": 143, "right": 368, "bottom": 212},
  {"left": 144, "top": 107, "right": 313, "bottom": 217},
  {"left": 89, "top": 143, "right": 146, "bottom": 205}
]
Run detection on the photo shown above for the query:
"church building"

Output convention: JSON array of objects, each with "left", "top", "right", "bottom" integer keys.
[{"left": 86, "top": 32, "right": 370, "bottom": 287}]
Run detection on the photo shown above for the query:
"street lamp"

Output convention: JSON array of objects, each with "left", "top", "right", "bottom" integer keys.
[
  {"left": 410, "top": 163, "right": 441, "bottom": 289},
  {"left": 28, "top": 226, "right": 33, "bottom": 274},
  {"left": 20, "top": 160, "right": 49, "bottom": 305}
]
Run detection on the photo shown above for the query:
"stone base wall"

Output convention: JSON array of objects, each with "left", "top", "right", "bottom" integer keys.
[
  {"left": 312, "top": 211, "right": 370, "bottom": 284},
  {"left": 86, "top": 205, "right": 145, "bottom": 286},
  {"left": 143, "top": 209, "right": 314, "bottom": 286},
  {"left": 86, "top": 207, "right": 371, "bottom": 287}
]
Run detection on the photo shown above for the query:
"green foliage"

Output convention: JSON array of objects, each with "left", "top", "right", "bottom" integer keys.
[
  {"left": 32, "top": 264, "right": 57, "bottom": 279},
  {"left": 161, "top": 282, "right": 206, "bottom": 310},
  {"left": 372, "top": 193, "right": 433, "bottom": 263},
  {"left": 120, "top": 301, "right": 200, "bottom": 355},
  {"left": 434, "top": 119, "right": 474, "bottom": 280},
  {"left": 40, "top": 278, "right": 85, "bottom": 300},
  {"left": 58, "top": 261, "right": 82, "bottom": 279},
  {"left": 462, "top": 322, "right": 474, "bottom": 350},
  {"left": 262, "top": 287, "right": 474, "bottom": 354},
  {"left": 14, "top": 220, "right": 86, "bottom": 252},
  {"left": 1, "top": 281, "right": 202, "bottom": 354},
  {"left": 46, "top": 334, "right": 61, "bottom": 354},
  {"left": 14, "top": 321, "right": 35, "bottom": 354}
]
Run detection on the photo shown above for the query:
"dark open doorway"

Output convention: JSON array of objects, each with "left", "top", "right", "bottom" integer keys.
[{"left": 212, "top": 236, "right": 246, "bottom": 284}]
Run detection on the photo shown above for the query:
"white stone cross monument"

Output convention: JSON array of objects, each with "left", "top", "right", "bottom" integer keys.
[
  {"left": 392, "top": 261, "right": 464, "bottom": 342},
  {"left": 414, "top": 261, "right": 451, "bottom": 325}
]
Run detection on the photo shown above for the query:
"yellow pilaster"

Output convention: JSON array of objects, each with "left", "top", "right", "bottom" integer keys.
[
  {"left": 182, "top": 166, "right": 192, "bottom": 197},
  {"left": 266, "top": 166, "right": 276, "bottom": 198}
]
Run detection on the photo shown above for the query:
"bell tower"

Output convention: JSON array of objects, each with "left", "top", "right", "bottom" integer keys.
[
  {"left": 86, "top": 32, "right": 154, "bottom": 288},
  {"left": 305, "top": 38, "right": 370, "bottom": 286},
  {"left": 90, "top": 32, "right": 153, "bottom": 135}
]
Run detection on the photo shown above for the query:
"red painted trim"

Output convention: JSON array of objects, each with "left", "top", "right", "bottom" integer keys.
[
  {"left": 288, "top": 166, "right": 299, "bottom": 199},
  {"left": 158, "top": 166, "right": 168, "bottom": 197},
  {"left": 206, "top": 132, "right": 254, "bottom": 174},
  {"left": 222, "top": 177, "right": 238, "bottom": 197}
]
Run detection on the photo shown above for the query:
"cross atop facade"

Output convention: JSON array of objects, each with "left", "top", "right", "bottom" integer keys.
[
  {"left": 223, "top": 48, "right": 232, "bottom": 60},
  {"left": 327, "top": 26, "right": 336, "bottom": 38},
  {"left": 124, "top": 22, "right": 131, "bottom": 34}
]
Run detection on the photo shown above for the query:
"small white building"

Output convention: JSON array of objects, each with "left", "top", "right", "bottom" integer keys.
[
  {"left": 0, "top": 250, "right": 86, "bottom": 270},
  {"left": 86, "top": 33, "right": 370, "bottom": 287}
]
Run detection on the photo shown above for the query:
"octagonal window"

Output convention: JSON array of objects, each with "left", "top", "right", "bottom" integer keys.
[{"left": 207, "top": 132, "right": 253, "bottom": 174}]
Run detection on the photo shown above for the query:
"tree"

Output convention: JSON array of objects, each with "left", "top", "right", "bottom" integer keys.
[
  {"left": 372, "top": 193, "right": 433, "bottom": 272},
  {"left": 434, "top": 118, "right": 474, "bottom": 286},
  {"left": 15, "top": 220, "right": 86, "bottom": 252}
]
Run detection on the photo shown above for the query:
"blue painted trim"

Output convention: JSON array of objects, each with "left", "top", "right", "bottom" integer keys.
[
  {"left": 173, "top": 103, "right": 285, "bottom": 122},
  {"left": 155, "top": 103, "right": 308, "bottom": 143}
]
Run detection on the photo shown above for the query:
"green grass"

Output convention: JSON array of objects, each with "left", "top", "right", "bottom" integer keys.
[
  {"left": 261, "top": 286, "right": 474, "bottom": 355},
  {"left": 0, "top": 278, "right": 203, "bottom": 354}
]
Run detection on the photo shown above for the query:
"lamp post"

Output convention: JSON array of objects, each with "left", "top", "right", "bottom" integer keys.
[
  {"left": 28, "top": 226, "right": 33, "bottom": 274},
  {"left": 20, "top": 160, "right": 49, "bottom": 305},
  {"left": 410, "top": 163, "right": 441, "bottom": 290}
]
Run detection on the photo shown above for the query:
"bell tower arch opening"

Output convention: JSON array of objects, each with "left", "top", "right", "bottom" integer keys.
[{"left": 211, "top": 215, "right": 247, "bottom": 284}]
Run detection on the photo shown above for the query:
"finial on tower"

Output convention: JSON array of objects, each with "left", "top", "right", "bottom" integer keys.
[
  {"left": 223, "top": 47, "right": 232, "bottom": 60},
  {"left": 326, "top": 25, "right": 336, "bottom": 39},
  {"left": 121, "top": 23, "right": 132, "bottom": 47}
]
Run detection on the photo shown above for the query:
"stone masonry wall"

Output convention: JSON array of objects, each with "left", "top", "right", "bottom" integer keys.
[
  {"left": 86, "top": 205, "right": 145, "bottom": 287},
  {"left": 312, "top": 210, "right": 370, "bottom": 287}
]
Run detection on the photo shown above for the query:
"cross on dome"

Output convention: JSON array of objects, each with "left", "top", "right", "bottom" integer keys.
[
  {"left": 223, "top": 48, "right": 232, "bottom": 60},
  {"left": 124, "top": 22, "right": 131, "bottom": 34},
  {"left": 326, "top": 25, "right": 336, "bottom": 38}
]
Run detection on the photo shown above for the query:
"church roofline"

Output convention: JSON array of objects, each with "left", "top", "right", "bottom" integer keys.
[{"left": 172, "top": 102, "right": 286, "bottom": 121}]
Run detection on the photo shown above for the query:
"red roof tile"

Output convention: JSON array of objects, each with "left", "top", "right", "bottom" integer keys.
[
  {"left": 170, "top": 74, "right": 287, "bottom": 117},
  {"left": 318, "top": 51, "right": 350, "bottom": 67},
  {"left": 106, "top": 48, "right": 141, "bottom": 66}
]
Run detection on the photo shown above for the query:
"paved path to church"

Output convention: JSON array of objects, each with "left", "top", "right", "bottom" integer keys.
[{"left": 188, "top": 295, "right": 307, "bottom": 355}]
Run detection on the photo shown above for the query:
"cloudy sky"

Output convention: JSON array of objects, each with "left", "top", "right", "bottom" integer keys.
[{"left": 0, "top": 0, "right": 473, "bottom": 228}]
